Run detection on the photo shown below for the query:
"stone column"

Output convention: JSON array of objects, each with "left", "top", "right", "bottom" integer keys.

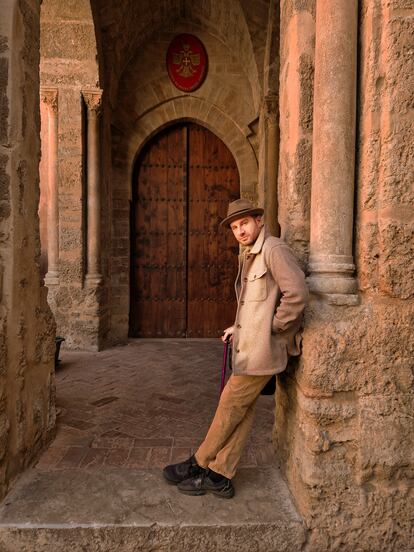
[
  {"left": 40, "top": 87, "right": 59, "bottom": 286},
  {"left": 264, "top": 95, "right": 281, "bottom": 238},
  {"left": 82, "top": 90, "right": 103, "bottom": 286},
  {"left": 308, "top": 0, "right": 358, "bottom": 299}
]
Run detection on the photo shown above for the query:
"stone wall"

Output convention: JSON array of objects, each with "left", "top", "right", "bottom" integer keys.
[
  {"left": 0, "top": 0, "right": 55, "bottom": 499},
  {"left": 276, "top": 1, "right": 414, "bottom": 550}
]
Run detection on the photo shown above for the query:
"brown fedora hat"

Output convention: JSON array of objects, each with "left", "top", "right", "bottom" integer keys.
[{"left": 220, "top": 198, "right": 264, "bottom": 227}]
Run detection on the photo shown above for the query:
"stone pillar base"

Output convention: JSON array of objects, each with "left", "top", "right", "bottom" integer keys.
[
  {"left": 44, "top": 272, "right": 59, "bottom": 286},
  {"left": 307, "top": 273, "right": 357, "bottom": 295},
  {"left": 308, "top": 290, "right": 360, "bottom": 306},
  {"left": 85, "top": 273, "right": 103, "bottom": 287},
  {"left": 308, "top": 254, "right": 357, "bottom": 295}
]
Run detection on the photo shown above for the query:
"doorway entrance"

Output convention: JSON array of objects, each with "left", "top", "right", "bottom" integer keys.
[{"left": 130, "top": 123, "right": 240, "bottom": 337}]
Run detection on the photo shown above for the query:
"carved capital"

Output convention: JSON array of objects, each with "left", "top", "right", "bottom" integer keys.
[
  {"left": 82, "top": 89, "right": 103, "bottom": 115},
  {"left": 263, "top": 94, "right": 278, "bottom": 123},
  {"left": 40, "top": 87, "right": 58, "bottom": 113}
]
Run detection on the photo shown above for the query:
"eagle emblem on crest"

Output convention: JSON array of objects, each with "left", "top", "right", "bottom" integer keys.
[
  {"left": 173, "top": 43, "right": 201, "bottom": 78},
  {"left": 167, "top": 34, "right": 207, "bottom": 92}
]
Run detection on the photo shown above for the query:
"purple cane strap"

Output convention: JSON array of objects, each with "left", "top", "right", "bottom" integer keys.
[{"left": 220, "top": 340, "right": 229, "bottom": 396}]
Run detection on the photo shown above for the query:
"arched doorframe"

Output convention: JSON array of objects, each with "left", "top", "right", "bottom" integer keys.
[
  {"left": 114, "top": 96, "right": 259, "bottom": 202},
  {"left": 110, "top": 96, "right": 259, "bottom": 342}
]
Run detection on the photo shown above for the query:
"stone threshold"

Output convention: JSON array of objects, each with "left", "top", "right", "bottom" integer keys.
[{"left": 0, "top": 467, "right": 307, "bottom": 552}]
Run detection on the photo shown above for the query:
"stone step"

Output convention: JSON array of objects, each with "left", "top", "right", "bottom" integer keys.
[{"left": 0, "top": 467, "right": 307, "bottom": 552}]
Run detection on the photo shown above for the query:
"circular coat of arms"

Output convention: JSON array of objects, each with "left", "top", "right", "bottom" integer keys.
[{"left": 166, "top": 34, "right": 208, "bottom": 92}]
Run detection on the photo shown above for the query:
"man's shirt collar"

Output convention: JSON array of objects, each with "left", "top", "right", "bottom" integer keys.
[{"left": 250, "top": 225, "right": 266, "bottom": 255}]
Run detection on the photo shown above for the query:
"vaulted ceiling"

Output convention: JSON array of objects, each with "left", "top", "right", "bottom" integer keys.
[
  {"left": 41, "top": 0, "right": 275, "bottom": 113},
  {"left": 91, "top": 0, "right": 271, "bottom": 104}
]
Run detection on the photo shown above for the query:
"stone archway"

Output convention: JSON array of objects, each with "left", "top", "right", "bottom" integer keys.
[
  {"left": 125, "top": 97, "right": 258, "bottom": 198},
  {"left": 110, "top": 97, "right": 258, "bottom": 343}
]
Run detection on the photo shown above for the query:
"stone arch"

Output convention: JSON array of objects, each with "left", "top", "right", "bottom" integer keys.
[
  {"left": 112, "top": 25, "right": 259, "bottom": 169},
  {"left": 126, "top": 97, "right": 258, "bottom": 201}
]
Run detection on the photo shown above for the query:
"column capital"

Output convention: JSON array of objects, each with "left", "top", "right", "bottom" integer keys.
[
  {"left": 82, "top": 89, "right": 103, "bottom": 115},
  {"left": 263, "top": 94, "right": 278, "bottom": 123},
  {"left": 40, "top": 87, "right": 58, "bottom": 113}
]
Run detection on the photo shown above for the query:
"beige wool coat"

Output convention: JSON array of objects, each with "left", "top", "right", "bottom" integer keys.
[{"left": 230, "top": 226, "right": 308, "bottom": 376}]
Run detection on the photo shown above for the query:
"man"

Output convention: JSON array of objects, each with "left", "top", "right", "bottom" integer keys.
[{"left": 163, "top": 198, "right": 308, "bottom": 499}]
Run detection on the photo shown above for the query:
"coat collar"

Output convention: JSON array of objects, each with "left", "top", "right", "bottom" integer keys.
[{"left": 249, "top": 225, "right": 266, "bottom": 255}]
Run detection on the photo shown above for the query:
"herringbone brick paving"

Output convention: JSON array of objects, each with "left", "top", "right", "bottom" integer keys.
[{"left": 36, "top": 340, "right": 277, "bottom": 472}]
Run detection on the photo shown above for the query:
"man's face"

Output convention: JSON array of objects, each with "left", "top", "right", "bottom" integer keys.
[{"left": 230, "top": 215, "right": 263, "bottom": 246}]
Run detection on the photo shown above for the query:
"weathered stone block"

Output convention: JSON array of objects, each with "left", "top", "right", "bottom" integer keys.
[
  {"left": 40, "top": 22, "right": 96, "bottom": 61},
  {"left": 58, "top": 156, "right": 83, "bottom": 190},
  {"left": 359, "top": 394, "right": 414, "bottom": 481},
  {"left": 58, "top": 259, "right": 83, "bottom": 282},
  {"left": 41, "top": 0, "right": 96, "bottom": 22},
  {"left": 356, "top": 220, "right": 380, "bottom": 293},
  {"left": 59, "top": 227, "right": 82, "bottom": 252},
  {"left": 299, "top": 301, "right": 414, "bottom": 396},
  {"left": 299, "top": 54, "right": 314, "bottom": 131},
  {"left": 378, "top": 220, "right": 414, "bottom": 298}
]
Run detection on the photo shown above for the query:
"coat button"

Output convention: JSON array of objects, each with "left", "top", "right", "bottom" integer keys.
[
  {"left": 240, "top": 300, "right": 245, "bottom": 305},
  {"left": 236, "top": 348, "right": 240, "bottom": 353},
  {"left": 243, "top": 277, "right": 247, "bottom": 282},
  {"left": 237, "top": 324, "right": 241, "bottom": 328}
]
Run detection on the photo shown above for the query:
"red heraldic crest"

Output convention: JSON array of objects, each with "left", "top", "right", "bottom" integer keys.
[{"left": 167, "top": 34, "right": 208, "bottom": 92}]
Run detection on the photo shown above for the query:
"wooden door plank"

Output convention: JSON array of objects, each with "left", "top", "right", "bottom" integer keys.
[
  {"left": 187, "top": 124, "right": 239, "bottom": 337},
  {"left": 131, "top": 125, "right": 187, "bottom": 337}
]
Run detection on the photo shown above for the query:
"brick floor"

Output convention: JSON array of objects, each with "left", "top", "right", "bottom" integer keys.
[{"left": 36, "top": 339, "right": 277, "bottom": 472}]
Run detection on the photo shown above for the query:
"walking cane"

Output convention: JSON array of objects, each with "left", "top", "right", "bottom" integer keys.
[{"left": 220, "top": 337, "right": 230, "bottom": 396}]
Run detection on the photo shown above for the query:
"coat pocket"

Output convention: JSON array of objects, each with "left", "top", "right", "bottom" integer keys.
[{"left": 247, "top": 268, "right": 268, "bottom": 301}]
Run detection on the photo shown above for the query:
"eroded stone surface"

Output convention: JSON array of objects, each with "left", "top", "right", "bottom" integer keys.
[{"left": 0, "top": 468, "right": 304, "bottom": 540}]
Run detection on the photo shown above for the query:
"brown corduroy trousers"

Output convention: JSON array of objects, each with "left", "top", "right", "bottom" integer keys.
[{"left": 194, "top": 374, "right": 272, "bottom": 479}]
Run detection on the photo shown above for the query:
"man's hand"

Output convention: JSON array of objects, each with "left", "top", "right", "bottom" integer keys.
[{"left": 222, "top": 326, "right": 234, "bottom": 343}]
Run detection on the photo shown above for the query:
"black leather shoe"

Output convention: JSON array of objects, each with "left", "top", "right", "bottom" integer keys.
[
  {"left": 177, "top": 470, "right": 235, "bottom": 499},
  {"left": 163, "top": 455, "right": 204, "bottom": 485}
]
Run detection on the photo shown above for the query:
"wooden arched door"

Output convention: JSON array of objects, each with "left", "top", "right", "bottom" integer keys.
[{"left": 130, "top": 123, "right": 240, "bottom": 337}]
